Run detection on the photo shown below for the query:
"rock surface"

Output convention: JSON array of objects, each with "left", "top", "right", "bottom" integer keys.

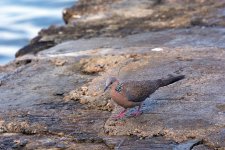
[
  {"left": 1, "top": 0, "right": 225, "bottom": 149},
  {"left": 16, "top": 0, "right": 225, "bottom": 57}
]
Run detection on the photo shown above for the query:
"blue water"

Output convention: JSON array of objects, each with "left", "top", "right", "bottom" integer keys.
[{"left": 0, "top": 0, "right": 76, "bottom": 65}]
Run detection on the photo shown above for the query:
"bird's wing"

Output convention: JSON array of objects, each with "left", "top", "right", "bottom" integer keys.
[{"left": 123, "top": 80, "right": 160, "bottom": 102}]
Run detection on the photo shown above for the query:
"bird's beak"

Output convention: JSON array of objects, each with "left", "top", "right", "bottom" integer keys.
[{"left": 104, "top": 85, "right": 109, "bottom": 92}]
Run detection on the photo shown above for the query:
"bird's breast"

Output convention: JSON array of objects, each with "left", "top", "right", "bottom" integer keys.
[{"left": 110, "top": 82, "right": 137, "bottom": 108}]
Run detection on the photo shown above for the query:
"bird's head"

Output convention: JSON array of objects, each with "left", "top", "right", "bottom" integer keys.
[{"left": 104, "top": 77, "right": 117, "bottom": 92}]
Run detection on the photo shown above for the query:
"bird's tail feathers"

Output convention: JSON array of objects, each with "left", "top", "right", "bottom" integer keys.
[{"left": 159, "top": 75, "right": 185, "bottom": 87}]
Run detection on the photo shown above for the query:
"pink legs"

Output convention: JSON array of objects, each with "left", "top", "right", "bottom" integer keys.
[
  {"left": 113, "top": 109, "right": 127, "bottom": 119},
  {"left": 131, "top": 104, "right": 142, "bottom": 117},
  {"left": 113, "top": 104, "right": 143, "bottom": 119}
]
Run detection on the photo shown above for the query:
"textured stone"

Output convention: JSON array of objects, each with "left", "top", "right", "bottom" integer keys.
[{"left": 1, "top": 0, "right": 225, "bottom": 149}]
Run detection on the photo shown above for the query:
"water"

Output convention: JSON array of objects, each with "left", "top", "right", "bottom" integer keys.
[{"left": 0, "top": 0, "right": 76, "bottom": 65}]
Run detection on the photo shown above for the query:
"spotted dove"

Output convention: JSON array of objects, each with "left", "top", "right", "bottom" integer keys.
[{"left": 104, "top": 75, "right": 185, "bottom": 119}]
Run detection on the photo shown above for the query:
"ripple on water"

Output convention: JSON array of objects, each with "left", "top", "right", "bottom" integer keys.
[{"left": 0, "top": 0, "right": 76, "bottom": 65}]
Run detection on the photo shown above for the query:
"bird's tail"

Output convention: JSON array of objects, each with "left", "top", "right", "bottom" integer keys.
[{"left": 158, "top": 75, "right": 185, "bottom": 87}]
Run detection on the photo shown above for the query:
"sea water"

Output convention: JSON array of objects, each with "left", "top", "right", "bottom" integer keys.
[{"left": 0, "top": 0, "right": 76, "bottom": 65}]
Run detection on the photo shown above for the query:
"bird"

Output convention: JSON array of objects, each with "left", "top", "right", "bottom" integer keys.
[{"left": 104, "top": 75, "right": 185, "bottom": 119}]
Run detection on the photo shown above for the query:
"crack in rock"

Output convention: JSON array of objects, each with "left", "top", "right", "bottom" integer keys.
[{"left": 174, "top": 139, "right": 203, "bottom": 150}]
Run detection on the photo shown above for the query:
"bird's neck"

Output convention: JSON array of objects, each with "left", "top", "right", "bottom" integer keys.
[{"left": 115, "top": 81, "right": 124, "bottom": 93}]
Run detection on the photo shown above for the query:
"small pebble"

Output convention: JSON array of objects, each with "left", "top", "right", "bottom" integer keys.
[
  {"left": 151, "top": 47, "right": 163, "bottom": 51},
  {"left": 56, "top": 143, "right": 67, "bottom": 149}
]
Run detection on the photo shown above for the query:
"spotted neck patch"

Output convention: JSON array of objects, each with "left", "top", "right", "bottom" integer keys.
[{"left": 115, "top": 82, "right": 123, "bottom": 93}]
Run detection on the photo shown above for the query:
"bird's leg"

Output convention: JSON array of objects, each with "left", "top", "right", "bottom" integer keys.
[
  {"left": 131, "top": 104, "right": 142, "bottom": 117},
  {"left": 113, "top": 109, "right": 127, "bottom": 119}
]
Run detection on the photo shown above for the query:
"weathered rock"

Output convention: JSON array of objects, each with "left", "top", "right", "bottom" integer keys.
[
  {"left": 174, "top": 139, "right": 202, "bottom": 150},
  {"left": 205, "top": 129, "right": 225, "bottom": 148},
  {"left": 1, "top": 27, "right": 225, "bottom": 149},
  {"left": 0, "top": 57, "right": 112, "bottom": 149},
  {"left": 192, "top": 144, "right": 214, "bottom": 150},
  {"left": 16, "top": 41, "right": 55, "bottom": 57},
  {"left": 16, "top": 0, "right": 225, "bottom": 57},
  {"left": 51, "top": 58, "right": 67, "bottom": 66},
  {"left": 1, "top": 0, "right": 225, "bottom": 149},
  {"left": 103, "top": 47, "right": 225, "bottom": 148}
]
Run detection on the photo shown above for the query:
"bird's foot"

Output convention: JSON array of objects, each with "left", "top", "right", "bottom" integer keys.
[
  {"left": 130, "top": 110, "right": 142, "bottom": 117},
  {"left": 113, "top": 113, "right": 126, "bottom": 120},
  {"left": 112, "top": 109, "right": 127, "bottom": 120}
]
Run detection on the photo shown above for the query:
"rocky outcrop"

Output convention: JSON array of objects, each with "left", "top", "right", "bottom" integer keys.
[
  {"left": 16, "top": 0, "right": 225, "bottom": 57},
  {"left": 1, "top": 0, "right": 225, "bottom": 149}
]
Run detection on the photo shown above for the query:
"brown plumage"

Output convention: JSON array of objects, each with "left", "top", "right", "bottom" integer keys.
[{"left": 104, "top": 75, "right": 185, "bottom": 118}]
